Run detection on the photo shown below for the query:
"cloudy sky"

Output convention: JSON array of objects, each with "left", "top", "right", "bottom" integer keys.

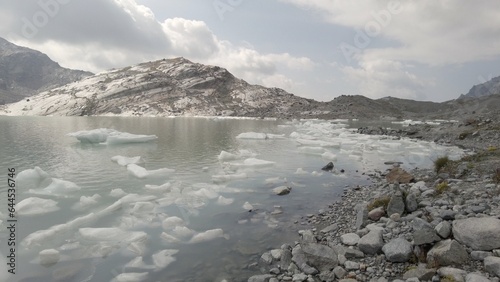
[{"left": 1, "top": 0, "right": 500, "bottom": 102}]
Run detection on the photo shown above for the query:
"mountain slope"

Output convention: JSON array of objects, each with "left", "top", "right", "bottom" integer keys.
[
  {"left": 0, "top": 37, "right": 93, "bottom": 104},
  {"left": 460, "top": 76, "right": 500, "bottom": 99},
  {"left": 1, "top": 57, "right": 325, "bottom": 118}
]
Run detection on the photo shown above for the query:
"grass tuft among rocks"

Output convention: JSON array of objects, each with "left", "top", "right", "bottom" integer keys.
[
  {"left": 434, "top": 155, "right": 450, "bottom": 173},
  {"left": 367, "top": 196, "right": 391, "bottom": 211}
]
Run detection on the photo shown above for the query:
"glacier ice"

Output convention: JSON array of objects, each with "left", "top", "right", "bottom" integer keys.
[
  {"left": 212, "top": 172, "right": 247, "bottom": 183},
  {"left": 110, "top": 188, "right": 127, "bottom": 197},
  {"left": 111, "top": 272, "right": 149, "bottom": 282},
  {"left": 16, "top": 197, "right": 59, "bottom": 215},
  {"left": 78, "top": 228, "right": 147, "bottom": 243},
  {"left": 152, "top": 249, "right": 178, "bottom": 270},
  {"left": 111, "top": 155, "right": 144, "bottom": 166},
  {"left": 188, "top": 229, "right": 225, "bottom": 244},
  {"left": 39, "top": 249, "right": 60, "bottom": 266},
  {"left": 236, "top": 132, "right": 268, "bottom": 139},
  {"left": 216, "top": 196, "right": 234, "bottom": 205},
  {"left": 67, "top": 128, "right": 157, "bottom": 145},
  {"left": 126, "top": 164, "right": 174, "bottom": 179}
]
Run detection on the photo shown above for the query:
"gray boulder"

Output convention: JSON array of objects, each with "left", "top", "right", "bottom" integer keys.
[
  {"left": 382, "top": 237, "right": 413, "bottom": 262},
  {"left": 484, "top": 256, "right": 500, "bottom": 278},
  {"left": 453, "top": 217, "right": 500, "bottom": 251},
  {"left": 403, "top": 265, "right": 436, "bottom": 280},
  {"left": 358, "top": 229, "right": 384, "bottom": 255},
  {"left": 427, "top": 239, "right": 468, "bottom": 267},
  {"left": 413, "top": 225, "right": 441, "bottom": 245},
  {"left": 356, "top": 203, "right": 369, "bottom": 230},
  {"left": 248, "top": 274, "right": 275, "bottom": 282},
  {"left": 471, "top": 251, "right": 492, "bottom": 261},
  {"left": 368, "top": 207, "right": 385, "bottom": 221},
  {"left": 435, "top": 221, "right": 452, "bottom": 239},
  {"left": 301, "top": 243, "right": 339, "bottom": 271},
  {"left": 437, "top": 267, "right": 466, "bottom": 282},
  {"left": 340, "top": 233, "right": 360, "bottom": 246},
  {"left": 405, "top": 192, "right": 418, "bottom": 213},
  {"left": 387, "top": 190, "right": 405, "bottom": 216},
  {"left": 273, "top": 186, "right": 291, "bottom": 196},
  {"left": 466, "top": 272, "right": 493, "bottom": 282}
]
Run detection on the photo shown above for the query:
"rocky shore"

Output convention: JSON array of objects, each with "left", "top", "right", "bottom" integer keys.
[{"left": 247, "top": 118, "right": 500, "bottom": 282}]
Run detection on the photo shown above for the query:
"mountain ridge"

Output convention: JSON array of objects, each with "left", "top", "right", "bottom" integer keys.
[
  {"left": 1, "top": 55, "right": 499, "bottom": 121},
  {"left": 0, "top": 37, "right": 93, "bottom": 104}
]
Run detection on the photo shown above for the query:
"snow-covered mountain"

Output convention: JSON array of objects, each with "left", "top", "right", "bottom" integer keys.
[
  {"left": 1, "top": 57, "right": 325, "bottom": 118},
  {"left": 0, "top": 37, "right": 92, "bottom": 104}
]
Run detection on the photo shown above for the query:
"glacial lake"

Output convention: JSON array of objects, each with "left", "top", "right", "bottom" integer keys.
[{"left": 0, "top": 116, "right": 464, "bottom": 282}]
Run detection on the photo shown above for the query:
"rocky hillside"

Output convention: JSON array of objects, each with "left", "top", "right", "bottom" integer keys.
[
  {"left": 0, "top": 37, "right": 92, "bottom": 104},
  {"left": 459, "top": 75, "right": 500, "bottom": 99},
  {"left": 1, "top": 57, "right": 327, "bottom": 118},
  {"left": 2, "top": 54, "right": 500, "bottom": 121}
]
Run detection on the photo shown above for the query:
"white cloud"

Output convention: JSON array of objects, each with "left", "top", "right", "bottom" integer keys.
[
  {"left": 341, "top": 59, "right": 430, "bottom": 100},
  {"left": 0, "top": 0, "right": 315, "bottom": 94}
]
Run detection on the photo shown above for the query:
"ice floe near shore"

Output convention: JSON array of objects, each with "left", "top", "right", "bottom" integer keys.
[
  {"left": 16, "top": 167, "right": 80, "bottom": 196},
  {"left": 67, "top": 128, "right": 157, "bottom": 144},
  {"left": 126, "top": 164, "right": 175, "bottom": 179},
  {"left": 16, "top": 197, "right": 59, "bottom": 215}
]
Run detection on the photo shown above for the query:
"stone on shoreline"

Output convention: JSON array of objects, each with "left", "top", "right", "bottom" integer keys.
[
  {"left": 427, "top": 239, "right": 468, "bottom": 267},
  {"left": 387, "top": 190, "right": 405, "bottom": 216},
  {"left": 403, "top": 264, "right": 436, "bottom": 281},
  {"left": 437, "top": 267, "right": 467, "bottom": 282},
  {"left": 386, "top": 167, "right": 414, "bottom": 184},
  {"left": 484, "top": 256, "right": 500, "bottom": 278},
  {"left": 248, "top": 274, "right": 275, "bottom": 282},
  {"left": 452, "top": 217, "right": 500, "bottom": 251},
  {"left": 368, "top": 207, "right": 385, "bottom": 221},
  {"left": 356, "top": 203, "right": 369, "bottom": 230},
  {"left": 382, "top": 237, "right": 413, "bottom": 262},
  {"left": 465, "top": 273, "right": 492, "bottom": 282},
  {"left": 358, "top": 229, "right": 384, "bottom": 255},
  {"left": 405, "top": 192, "right": 418, "bottom": 213},
  {"left": 340, "top": 233, "right": 360, "bottom": 246},
  {"left": 413, "top": 225, "right": 441, "bottom": 245},
  {"left": 321, "top": 223, "right": 339, "bottom": 233},
  {"left": 435, "top": 221, "right": 452, "bottom": 239},
  {"left": 301, "top": 243, "right": 339, "bottom": 272}
]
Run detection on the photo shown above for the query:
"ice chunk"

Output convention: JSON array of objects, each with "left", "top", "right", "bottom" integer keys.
[
  {"left": 217, "top": 196, "right": 234, "bottom": 205},
  {"left": 264, "top": 177, "right": 287, "bottom": 185},
  {"left": 111, "top": 272, "right": 149, "bottom": 282},
  {"left": 68, "top": 128, "right": 157, "bottom": 145},
  {"left": 160, "top": 232, "right": 181, "bottom": 243},
  {"left": 16, "top": 197, "right": 59, "bottom": 215},
  {"left": 119, "top": 193, "right": 157, "bottom": 204},
  {"left": 15, "top": 167, "right": 51, "bottom": 189},
  {"left": 125, "top": 257, "right": 155, "bottom": 270},
  {"left": 67, "top": 128, "right": 114, "bottom": 143},
  {"left": 218, "top": 151, "right": 239, "bottom": 161},
  {"left": 111, "top": 156, "right": 144, "bottom": 166},
  {"left": 212, "top": 173, "right": 247, "bottom": 183},
  {"left": 321, "top": 151, "right": 337, "bottom": 161},
  {"left": 39, "top": 249, "right": 60, "bottom": 266},
  {"left": 171, "top": 226, "right": 195, "bottom": 240},
  {"left": 188, "top": 229, "right": 225, "bottom": 244},
  {"left": 191, "top": 188, "right": 218, "bottom": 199},
  {"left": 295, "top": 168, "right": 309, "bottom": 175},
  {"left": 126, "top": 164, "right": 174, "bottom": 179},
  {"left": 129, "top": 202, "right": 156, "bottom": 215},
  {"left": 106, "top": 133, "right": 157, "bottom": 145},
  {"left": 298, "top": 146, "right": 325, "bottom": 154},
  {"left": 243, "top": 158, "right": 275, "bottom": 167},
  {"left": 110, "top": 188, "right": 127, "bottom": 197},
  {"left": 78, "top": 228, "right": 147, "bottom": 243},
  {"left": 236, "top": 132, "right": 268, "bottom": 139},
  {"left": 72, "top": 194, "right": 101, "bottom": 210},
  {"left": 162, "top": 216, "right": 185, "bottom": 230},
  {"left": 242, "top": 202, "right": 253, "bottom": 210},
  {"left": 152, "top": 249, "right": 178, "bottom": 270}
]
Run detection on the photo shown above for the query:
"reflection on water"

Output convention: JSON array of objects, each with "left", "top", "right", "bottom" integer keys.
[{"left": 0, "top": 116, "right": 463, "bottom": 282}]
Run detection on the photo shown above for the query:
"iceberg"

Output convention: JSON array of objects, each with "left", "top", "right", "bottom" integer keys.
[
  {"left": 188, "top": 229, "right": 225, "bottom": 244},
  {"left": 152, "top": 249, "right": 178, "bottom": 270},
  {"left": 216, "top": 196, "right": 234, "bottom": 205},
  {"left": 78, "top": 228, "right": 147, "bottom": 243},
  {"left": 126, "top": 164, "right": 175, "bottom": 179},
  {"left": 111, "top": 272, "right": 149, "bottom": 282},
  {"left": 111, "top": 156, "right": 144, "bottom": 166},
  {"left": 67, "top": 128, "right": 157, "bottom": 144},
  {"left": 17, "top": 167, "right": 80, "bottom": 196},
  {"left": 236, "top": 132, "right": 268, "bottom": 139},
  {"left": 38, "top": 249, "right": 60, "bottom": 266},
  {"left": 16, "top": 197, "right": 59, "bottom": 215}
]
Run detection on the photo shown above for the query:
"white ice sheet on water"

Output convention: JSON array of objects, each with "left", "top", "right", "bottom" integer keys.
[{"left": 67, "top": 128, "right": 157, "bottom": 144}]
